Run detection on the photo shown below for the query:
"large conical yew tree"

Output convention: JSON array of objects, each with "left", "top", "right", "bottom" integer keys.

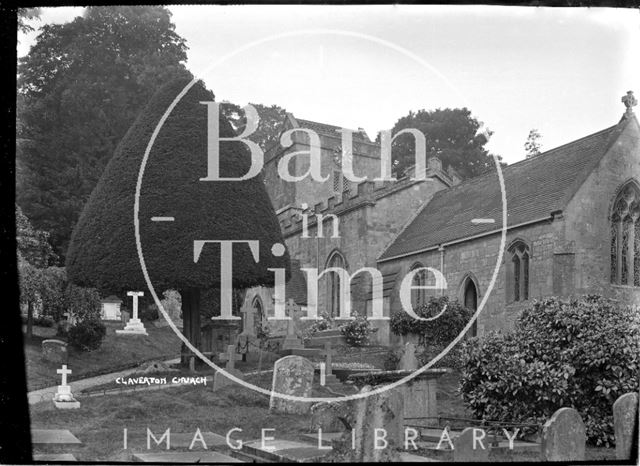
[{"left": 66, "top": 78, "right": 290, "bottom": 361}]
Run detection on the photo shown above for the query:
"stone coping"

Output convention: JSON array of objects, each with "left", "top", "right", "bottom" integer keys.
[{"left": 347, "top": 368, "right": 451, "bottom": 386}]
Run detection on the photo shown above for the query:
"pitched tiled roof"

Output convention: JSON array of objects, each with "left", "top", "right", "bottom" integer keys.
[{"left": 379, "top": 119, "right": 629, "bottom": 261}]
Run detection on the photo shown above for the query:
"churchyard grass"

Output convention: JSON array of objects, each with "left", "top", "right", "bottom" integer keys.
[{"left": 24, "top": 323, "right": 181, "bottom": 390}]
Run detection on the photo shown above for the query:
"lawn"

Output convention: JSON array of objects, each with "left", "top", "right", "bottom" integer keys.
[{"left": 24, "top": 322, "right": 182, "bottom": 390}]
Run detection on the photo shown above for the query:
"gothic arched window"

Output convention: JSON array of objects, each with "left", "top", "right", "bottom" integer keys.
[
  {"left": 611, "top": 182, "right": 640, "bottom": 286},
  {"left": 410, "top": 264, "right": 428, "bottom": 310},
  {"left": 326, "top": 251, "right": 347, "bottom": 317},
  {"left": 508, "top": 241, "right": 530, "bottom": 303}
]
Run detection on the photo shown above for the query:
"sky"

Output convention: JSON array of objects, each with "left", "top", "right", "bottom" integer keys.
[{"left": 17, "top": 5, "right": 640, "bottom": 164}]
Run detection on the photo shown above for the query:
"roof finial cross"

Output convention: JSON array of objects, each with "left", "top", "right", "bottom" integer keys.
[{"left": 622, "top": 90, "right": 637, "bottom": 115}]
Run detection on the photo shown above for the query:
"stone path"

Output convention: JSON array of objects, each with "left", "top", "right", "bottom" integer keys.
[{"left": 27, "top": 357, "right": 180, "bottom": 404}]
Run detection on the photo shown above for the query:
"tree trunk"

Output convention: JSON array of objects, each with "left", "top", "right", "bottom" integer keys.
[
  {"left": 26, "top": 301, "right": 33, "bottom": 340},
  {"left": 180, "top": 288, "right": 201, "bottom": 367}
]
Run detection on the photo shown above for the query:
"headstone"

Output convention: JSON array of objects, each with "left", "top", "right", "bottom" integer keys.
[
  {"left": 238, "top": 303, "right": 258, "bottom": 355},
  {"left": 42, "top": 339, "right": 68, "bottom": 364},
  {"left": 613, "top": 392, "right": 639, "bottom": 460},
  {"left": 269, "top": 355, "right": 314, "bottom": 414},
  {"left": 116, "top": 291, "right": 148, "bottom": 335},
  {"left": 335, "top": 385, "right": 402, "bottom": 462},
  {"left": 398, "top": 342, "right": 418, "bottom": 371},
  {"left": 31, "top": 429, "right": 82, "bottom": 446},
  {"left": 310, "top": 401, "right": 350, "bottom": 431},
  {"left": 319, "top": 341, "right": 339, "bottom": 385},
  {"left": 140, "top": 360, "right": 178, "bottom": 374},
  {"left": 53, "top": 364, "right": 80, "bottom": 409},
  {"left": 281, "top": 299, "right": 304, "bottom": 350},
  {"left": 540, "top": 407, "right": 586, "bottom": 461},
  {"left": 218, "top": 344, "right": 242, "bottom": 370},
  {"left": 100, "top": 295, "right": 122, "bottom": 320},
  {"left": 453, "top": 427, "right": 490, "bottom": 462}
]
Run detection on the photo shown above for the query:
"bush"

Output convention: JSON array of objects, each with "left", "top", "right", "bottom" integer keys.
[
  {"left": 341, "top": 315, "right": 370, "bottom": 347},
  {"left": 66, "top": 284, "right": 101, "bottom": 322},
  {"left": 301, "top": 311, "right": 333, "bottom": 343},
  {"left": 67, "top": 320, "right": 107, "bottom": 351},
  {"left": 33, "top": 315, "right": 55, "bottom": 327},
  {"left": 139, "top": 305, "right": 159, "bottom": 322},
  {"left": 459, "top": 295, "right": 640, "bottom": 446},
  {"left": 390, "top": 296, "right": 472, "bottom": 346},
  {"left": 383, "top": 349, "right": 400, "bottom": 371}
]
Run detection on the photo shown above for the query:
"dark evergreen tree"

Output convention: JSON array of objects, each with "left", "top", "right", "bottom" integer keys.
[{"left": 66, "top": 78, "right": 290, "bottom": 363}]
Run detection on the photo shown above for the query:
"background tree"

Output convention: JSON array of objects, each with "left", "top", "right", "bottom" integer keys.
[
  {"left": 17, "top": 6, "right": 192, "bottom": 259},
  {"left": 16, "top": 204, "right": 56, "bottom": 267},
  {"left": 66, "top": 78, "right": 290, "bottom": 365},
  {"left": 221, "top": 102, "right": 288, "bottom": 152},
  {"left": 524, "top": 128, "right": 543, "bottom": 158},
  {"left": 17, "top": 8, "right": 41, "bottom": 34},
  {"left": 18, "top": 258, "right": 41, "bottom": 339},
  {"left": 381, "top": 108, "right": 499, "bottom": 180}
]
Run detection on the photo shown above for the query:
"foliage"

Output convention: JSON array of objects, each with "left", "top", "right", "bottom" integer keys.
[
  {"left": 525, "top": 128, "right": 543, "bottom": 158},
  {"left": 67, "top": 319, "right": 107, "bottom": 351},
  {"left": 39, "top": 266, "right": 68, "bottom": 321},
  {"left": 389, "top": 296, "right": 472, "bottom": 347},
  {"left": 221, "top": 102, "right": 288, "bottom": 152},
  {"left": 160, "top": 289, "right": 182, "bottom": 319},
  {"left": 301, "top": 311, "right": 334, "bottom": 343},
  {"left": 18, "top": 257, "right": 41, "bottom": 305},
  {"left": 65, "top": 284, "right": 101, "bottom": 322},
  {"left": 459, "top": 295, "right": 640, "bottom": 446},
  {"left": 17, "top": 8, "right": 41, "bottom": 34},
  {"left": 340, "top": 315, "right": 370, "bottom": 347},
  {"left": 381, "top": 108, "right": 500, "bottom": 179},
  {"left": 17, "top": 6, "right": 191, "bottom": 259},
  {"left": 33, "top": 315, "right": 55, "bottom": 327},
  {"left": 16, "top": 204, "right": 57, "bottom": 267},
  {"left": 383, "top": 349, "right": 400, "bottom": 371},
  {"left": 66, "top": 78, "right": 289, "bottom": 293},
  {"left": 140, "top": 305, "right": 159, "bottom": 322}
]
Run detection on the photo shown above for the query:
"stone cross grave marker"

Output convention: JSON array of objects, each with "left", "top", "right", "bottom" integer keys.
[
  {"left": 613, "top": 392, "right": 639, "bottom": 460},
  {"left": 282, "top": 299, "right": 303, "bottom": 350},
  {"left": 53, "top": 364, "right": 80, "bottom": 409},
  {"left": 540, "top": 407, "right": 586, "bottom": 461},
  {"left": 116, "top": 291, "right": 148, "bottom": 335},
  {"left": 218, "top": 344, "right": 242, "bottom": 370},
  {"left": 453, "top": 427, "right": 490, "bottom": 462},
  {"left": 319, "top": 341, "right": 338, "bottom": 385},
  {"left": 269, "top": 355, "right": 314, "bottom": 414}
]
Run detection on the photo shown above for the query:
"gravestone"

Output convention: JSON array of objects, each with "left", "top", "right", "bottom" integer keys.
[
  {"left": 613, "top": 392, "right": 639, "bottom": 460},
  {"left": 237, "top": 303, "right": 258, "bottom": 357},
  {"left": 116, "top": 291, "right": 147, "bottom": 335},
  {"left": 140, "top": 360, "right": 178, "bottom": 374},
  {"left": 213, "top": 345, "right": 245, "bottom": 391},
  {"left": 540, "top": 407, "right": 585, "bottom": 461},
  {"left": 269, "top": 355, "right": 314, "bottom": 414},
  {"left": 398, "top": 342, "right": 419, "bottom": 371},
  {"left": 319, "top": 341, "right": 339, "bottom": 385},
  {"left": 53, "top": 364, "right": 80, "bottom": 409},
  {"left": 281, "top": 299, "right": 304, "bottom": 350},
  {"left": 310, "top": 401, "right": 350, "bottom": 432},
  {"left": 42, "top": 339, "right": 68, "bottom": 364},
  {"left": 453, "top": 427, "right": 490, "bottom": 462}
]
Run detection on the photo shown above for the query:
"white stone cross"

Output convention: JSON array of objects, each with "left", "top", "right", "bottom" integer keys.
[
  {"left": 127, "top": 291, "right": 144, "bottom": 320},
  {"left": 57, "top": 364, "right": 72, "bottom": 386},
  {"left": 319, "top": 341, "right": 337, "bottom": 376},
  {"left": 218, "top": 344, "right": 242, "bottom": 370}
]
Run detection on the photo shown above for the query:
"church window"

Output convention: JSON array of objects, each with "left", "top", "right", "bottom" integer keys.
[
  {"left": 332, "top": 170, "right": 342, "bottom": 194},
  {"left": 327, "top": 251, "right": 346, "bottom": 317},
  {"left": 508, "top": 241, "right": 530, "bottom": 303},
  {"left": 410, "top": 264, "right": 428, "bottom": 309},
  {"left": 611, "top": 181, "right": 640, "bottom": 286}
]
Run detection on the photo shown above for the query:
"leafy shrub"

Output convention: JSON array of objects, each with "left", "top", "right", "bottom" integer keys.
[
  {"left": 33, "top": 315, "right": 55, "bottom": 327},
  {"left": 459, "top": 295, "right": 640, "bottom": 446},
  {"left": 66, "top": 284, "right": 101, "bottom": 322},
  {"left": 67, "top": 319, "right": 107, "bottom": 351},
  {"left": 140, "top": 305, "right": 159, "bottom": 322},
  {"left": 341, "top": 315, "right": 370, "bottom": 347},
  {"left": 383, "top": 349, "right": 400, "bottom": 371},
  {"left": 390, "top": 296, "right": 472, "bottom": 346},
  {"left": 301, "top": 311, "right": 333, "bottom": 343}
]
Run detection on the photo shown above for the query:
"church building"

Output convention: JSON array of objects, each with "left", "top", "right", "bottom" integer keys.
[{"left": 242, "top": 93, "right": 640, "bottom": 346}]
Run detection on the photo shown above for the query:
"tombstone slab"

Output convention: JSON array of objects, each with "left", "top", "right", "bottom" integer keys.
[
  {"left": 213, "top": 368, "right": 245, "bottom": 392},
  {"left": 42, "top": 339, "right": 68, "bottom": 364},
  {"left": 613, "top": 392, "right": 639, "bottom": 460},
  {"left": 33, "top": 453, "right": 77, "bottom": 461},
  {"left": 398, "top": 342, "right": 419, "bottom": 371},
  {"left": 453, "top": 427, "right": 490, "bottom": 462},
  {"left": 310, "top": 401, "right": 350, "bottom": 431},
  {"left": 540, "top": 407, "right": 586, "bottom": 461},
  {"left": 31, "top": 429, "right": 81, "bottom": 446},
  {"left": 269, "top": 355, "right": 314, "bottom": 414},
  {"left": 131, "top": 451, "right": 242, "bottom": 463}
]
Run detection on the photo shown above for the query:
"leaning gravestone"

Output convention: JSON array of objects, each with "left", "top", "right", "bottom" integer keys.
[
  {"left": 42, "top": 339, "right": 68, "bottom": 364},
  {"left": 613, "top": 392, "right": 639, "bottom": 460},
  {"left": 540, "top": 407, "right": 585, "bottom": 461},
  {"left": 310, "top": 401, "right": 350, "bottom": 432},
  {"left": 269, "top": 355, "right": 314, "bottom": 414},
  {"left": 453, "top": 427, "right": 490, "bottom": 462}
]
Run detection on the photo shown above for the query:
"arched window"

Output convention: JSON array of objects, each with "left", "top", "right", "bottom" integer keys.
[
  {"left": 611, "top": 181, "right": 640, "bottom": 286},
  {"left": 326, "top": 251, "right": 347, "bottom": 317},
  {"left": 252, "top": 296, "right": 265, "bottom": 335},
  {"left": 507, "top": 241, "right": 530, "bottom": 303},
  {"left": 410, "top": 263, "right": 428, "bottom": 310}
]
